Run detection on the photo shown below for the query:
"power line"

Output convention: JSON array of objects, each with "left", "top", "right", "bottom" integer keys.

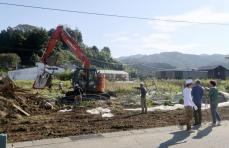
[{"left": 1, "top": 2, "right": 229, "bottom": 26}]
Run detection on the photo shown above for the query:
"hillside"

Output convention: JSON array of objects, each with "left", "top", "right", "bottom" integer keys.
[
  {"left": 0, "top": 24, "right": 123, "bottom": 70},
  {"left": 118, "top": 52, "right": 228, "bottom": 75}
]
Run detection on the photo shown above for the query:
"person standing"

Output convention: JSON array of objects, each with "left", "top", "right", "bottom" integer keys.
[
  {"left": 73, "top": 83, "right": 83, "bottom": 107},
  {"left": 140, "top": 82, "right": 147, "bottom": 114},
  {"left": 209, "top": 80, "right": 221, "bottom": 126},
  {"left": 192, "top": 79, "right": 204, "bottom": 126},
  {"left": 47, "top": 74, "right": 53, "bottom": 92},
  {"left": 183, "top": 79, "right": 198, "bottom": 132}
]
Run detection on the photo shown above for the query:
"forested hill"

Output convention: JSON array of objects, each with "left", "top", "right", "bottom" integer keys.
[
  {"left": 118, "top": 52, "right": 228, "bottom": 75},
  {"left": 0, "top": 24, "right": 123, "bottom": 70}
]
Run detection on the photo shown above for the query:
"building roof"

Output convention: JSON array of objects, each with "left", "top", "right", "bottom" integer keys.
[
  {"left": 198, "top": 65, "right": 229, "bottom": 71},
  {"left": 156, "top": 69, "right": 207, "bottom": 72},
  {"left": 98, "top": 70, "right": 128, "bottom": 75}
]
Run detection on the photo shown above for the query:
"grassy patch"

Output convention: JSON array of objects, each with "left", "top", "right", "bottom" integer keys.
[
  {"left": 15, "top": 80, "right": 72, "bottom": 99},
  {"left": 14, "top": 79, "right": 229, "bottom": 103}
]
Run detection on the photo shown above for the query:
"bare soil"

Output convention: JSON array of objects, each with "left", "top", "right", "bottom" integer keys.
[
  {"left": 1, "top": 106, "right": 229, "bottom": 142},
  {"left": 1, "top": 84, "right": 229, "bottom": 143}
]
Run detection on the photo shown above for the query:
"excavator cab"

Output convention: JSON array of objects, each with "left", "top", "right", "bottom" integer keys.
[
  {"left": 72, "top": 67, "right": 97, "bottom": 92},
  {"left": 72, "top": 67, "right": 105, "bottom": 93}
]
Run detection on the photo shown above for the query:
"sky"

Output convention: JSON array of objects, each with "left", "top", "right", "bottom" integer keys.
[{"left": 0, "top": 0, "right": 229, "bottom": 57}]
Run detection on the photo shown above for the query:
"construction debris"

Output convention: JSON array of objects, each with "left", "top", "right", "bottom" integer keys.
[
  {"left": 0, "top": 75, "right": 16, "bottom": 98},
  {"left": 12, "top": 103, "right": 30, "bottom": 117},
  {"left": 58, "top": 109, "right": 72, "bottom": 112},
  {"left": 0, "top": 78, "right": 49, "bottom": 119},
  {"left": 86, "top": 107, "right": 114, "bottom": 118},
  {"left": 0, "top": 75, "right": 16, "bottom": 91},
  {"left": 125, "top": 92, "right": 229, "bottom": 112}
]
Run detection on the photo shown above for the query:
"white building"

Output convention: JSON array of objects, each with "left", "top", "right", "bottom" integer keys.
[
  {"left": 98, "top": 70, "right": 129, "bottom": 81},
  {"left": 8, "top": 63, "right": 65, "bottom": 80}
]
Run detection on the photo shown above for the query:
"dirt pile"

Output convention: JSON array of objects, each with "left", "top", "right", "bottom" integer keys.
[{"left": 0, "top": 78, "right": 46, "bottom": 119}]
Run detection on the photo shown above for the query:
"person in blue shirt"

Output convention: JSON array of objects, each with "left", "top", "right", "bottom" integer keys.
[{"left": 191, "top": 79, "right": 204, "bottom": 126}]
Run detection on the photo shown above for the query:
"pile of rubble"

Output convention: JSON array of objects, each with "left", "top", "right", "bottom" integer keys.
[{"left": 0, "top": 76, "right": 47, "bottom": 119}]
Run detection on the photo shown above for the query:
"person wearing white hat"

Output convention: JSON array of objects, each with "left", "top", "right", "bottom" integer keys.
[{"left": 183, "top": 79, "right": 198, "bottom": 132}]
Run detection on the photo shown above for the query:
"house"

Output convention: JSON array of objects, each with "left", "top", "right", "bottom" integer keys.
[
  {"left": 98, "top": 70, "right": 129, "bottom": 81},
  {"left": 155, "top": 69, "right": 208, "bottom": 80},
  {"left": 199, "top": 65, "right": 229, "bottom": 80},
  {"left": 8, "top": 63, "right": 65, "bottom": 80}
]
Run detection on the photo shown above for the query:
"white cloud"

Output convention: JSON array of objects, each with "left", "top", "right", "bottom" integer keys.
[
  {"left": 139, "top": 7, "right": 229, "bottom": 54},
  {"left": 140, "top": 32, "right": 200, "bottom": 53},
  {"left": 106, "top": 7, "right": 229, "bottom": 57},
  {"left": 150, "top": 7, "right": 229, "bottom": 32}
]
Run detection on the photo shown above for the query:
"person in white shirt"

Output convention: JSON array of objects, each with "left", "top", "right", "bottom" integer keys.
[{"left": 183, "top": 79, "right": 198, "bottom": 132}]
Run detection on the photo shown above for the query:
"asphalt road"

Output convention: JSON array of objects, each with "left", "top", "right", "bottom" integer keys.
[{"left": 8, "top": 121, "right": 229, "bottom": 148}]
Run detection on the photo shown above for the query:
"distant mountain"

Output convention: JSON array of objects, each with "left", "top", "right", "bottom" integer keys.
[{"left": 118, "top": 52, "right": 228, "bottom": 75}]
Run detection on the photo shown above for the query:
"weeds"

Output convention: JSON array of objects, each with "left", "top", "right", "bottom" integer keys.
[{"left": 14, "top": 79, "right": 229, "bottom": 105}]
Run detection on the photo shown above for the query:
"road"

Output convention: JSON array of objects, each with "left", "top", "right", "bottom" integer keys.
[{"left": 8, "top": 121, "right": 229, "bottom": 148}]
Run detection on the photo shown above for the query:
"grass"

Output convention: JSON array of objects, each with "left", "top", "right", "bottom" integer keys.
[
  {"left": 15, "top": 80, "right": 72, "bottom": 99},
  {"left": 105, "top": 81, "right": 139, "bottom": 94},
  {"left": 15, "top": 79, "right": 229, "bottom": 102}
]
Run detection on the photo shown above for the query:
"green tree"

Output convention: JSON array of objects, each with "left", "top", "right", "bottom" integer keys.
[
  {"left": 90, "top": 46, "right": 99, "bottom": 58},
  {"left": 30, "top": 53, "right": 40, "bottom": 65},
  {"left": 99, "top": 47, "right": 111, "bottom": 61},
  {"left": 65, "top": 27, "right": 83, "bottom": 43},
  {"left": 0, "top": 24, "right": 48, "bottom": 65},
  {"left": 0, "top": 24, "right": 125, "bottom": 70},
  {"left": 0, "top": 53, "right": 21, "bottom": 69},
  {"left": 24, "top": 28, "right": 48, "bottom": 50}
]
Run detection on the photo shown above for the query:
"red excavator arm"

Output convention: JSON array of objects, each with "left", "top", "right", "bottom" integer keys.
[
  {"left": 41, "top": 25, "right": 90, "bottom": 69},
  {"left": 34, "top": 25, "right": 105, "bottom": 93}
]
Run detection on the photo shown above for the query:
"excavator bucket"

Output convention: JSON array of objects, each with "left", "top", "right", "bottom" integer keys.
[{"left": 33, "top": 71, "right": 51, "bottom": 89}]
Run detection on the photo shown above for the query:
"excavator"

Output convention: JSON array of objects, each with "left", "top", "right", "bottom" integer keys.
[{"left": 33, "top": 25, "right": 109, "bottom": 101}]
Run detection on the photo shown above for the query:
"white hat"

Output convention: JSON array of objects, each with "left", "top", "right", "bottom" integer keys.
[{"left": 185, "top": 79, "right": 193, "bottom": 85}]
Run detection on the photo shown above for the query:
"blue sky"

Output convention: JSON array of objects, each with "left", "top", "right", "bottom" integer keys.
[{"left": 0, "top": 0, "right": 229, "bottom": 57}]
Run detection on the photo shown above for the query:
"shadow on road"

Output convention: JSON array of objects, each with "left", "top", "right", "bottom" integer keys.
[
  {"left": 193, "top": 126, "right": 212, "bottom": 139},
  {"left": 158, "top": 130, "right": 190, "bottom": 148}
]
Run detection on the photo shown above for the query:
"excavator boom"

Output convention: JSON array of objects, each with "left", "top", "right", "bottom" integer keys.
[
  {"left": 33, "top": 26, "right": 91, "bottom": 89},
  {"left": 33, "top": 25, "right": 105, "bottom": 93},
  {"left": 41, "top": 26, "right": 90, "bottom": 69}
]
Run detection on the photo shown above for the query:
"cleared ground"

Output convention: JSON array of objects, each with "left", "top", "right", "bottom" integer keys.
[
  {"left": 1, "top": 79, "right": 229, "bottom": 143},
  {"left": 1, "top": 106, "right": 229, "bottom": 142}
]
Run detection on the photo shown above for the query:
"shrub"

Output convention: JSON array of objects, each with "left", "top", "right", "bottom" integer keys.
[
  {"left": 55, "top": 71, "right": 73, "bottom": 81},
  {"left": 146, "top": 99, "right": 154, "bottom": 107},
  {"left": 0, "top": 53, "right": 21, "bottom": 70},
  {"left": 164, "top": 100, "right": 173, "bottom": 106},
  {"left": 164, "top": 95, "right": 172, "bottom": 100},
  {"left": 225, "top": 86, "right": 229, "bottom": 93},
  {"left": 179, "top": 98, "right": 184, "bottom": 104}
]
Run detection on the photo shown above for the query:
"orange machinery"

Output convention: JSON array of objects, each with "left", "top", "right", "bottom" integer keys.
[{"left": 33, "top": 25, "right": 106, "bottom": 95}]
